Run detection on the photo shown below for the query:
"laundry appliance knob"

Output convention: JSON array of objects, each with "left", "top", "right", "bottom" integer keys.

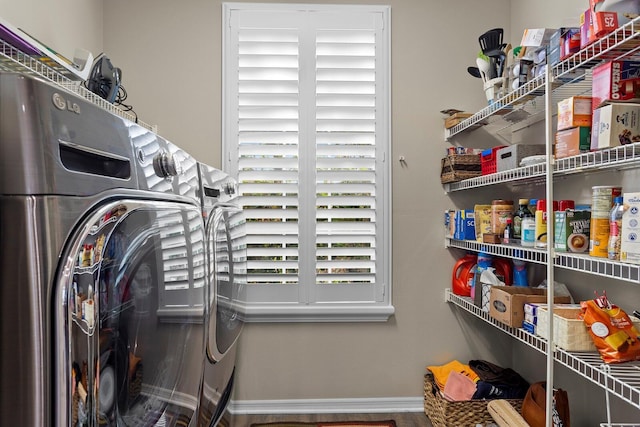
[
  {"left": 224, "top": 181, "right": 236, "bottom": 195},
  {"left": 153, "top": 151, "right": 183, "bottom": 178}
]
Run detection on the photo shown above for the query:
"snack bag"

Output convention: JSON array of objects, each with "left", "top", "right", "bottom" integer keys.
[{"left": 580, "top": 292, "right": 640, "bottom": 363}]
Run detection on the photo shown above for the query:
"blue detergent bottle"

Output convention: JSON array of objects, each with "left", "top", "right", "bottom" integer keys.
[{"left": 512, "top": 249, "right": 528, "bottom": 286}]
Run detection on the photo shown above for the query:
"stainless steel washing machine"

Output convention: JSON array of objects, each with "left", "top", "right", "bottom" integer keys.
[
  {"left": 196, "top": 163, "right": 246, "bottom": 426},
  {"left": 0, "top": 72, "right": 210, "bottom": 426}
]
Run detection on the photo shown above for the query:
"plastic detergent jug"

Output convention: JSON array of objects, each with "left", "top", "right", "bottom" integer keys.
[
  {"left": 493, "top": 257, "right": 513, "bottom": 286},
  {"left": 452, "top": 253, "right": 477, "bottom": 296}
]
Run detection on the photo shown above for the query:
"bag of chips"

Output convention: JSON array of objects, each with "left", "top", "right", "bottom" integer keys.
[{"left": 580, "top": 292, "right": 640, "bottom": 363}]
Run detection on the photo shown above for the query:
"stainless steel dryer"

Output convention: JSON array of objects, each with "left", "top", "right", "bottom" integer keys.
[
  {"left": 196, "top": 163, "right": 246, "bottom": 426},
  {"left": 0, "top": 72, "right": 207, "bottom": 426}
]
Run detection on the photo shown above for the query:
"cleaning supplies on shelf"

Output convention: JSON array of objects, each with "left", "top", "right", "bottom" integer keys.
[
  {"left": 452, "top": 253, "right": 477, "bottom": 296},
  {"left": 512, "top": 260, "right": 528, "bottom": 287}
]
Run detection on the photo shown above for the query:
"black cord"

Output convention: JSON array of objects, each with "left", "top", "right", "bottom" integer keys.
[{"left": 115, "top": 85, "right": 138, "bottom": 124}]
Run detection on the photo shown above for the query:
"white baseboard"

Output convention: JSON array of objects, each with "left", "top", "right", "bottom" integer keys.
[{"left": 228, "top": 397, "right": 424, "bottom": 415}]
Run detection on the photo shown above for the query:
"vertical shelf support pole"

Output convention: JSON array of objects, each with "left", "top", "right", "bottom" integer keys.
[{"left": 544, "top": 63, "right": 556, "bottom": 427}]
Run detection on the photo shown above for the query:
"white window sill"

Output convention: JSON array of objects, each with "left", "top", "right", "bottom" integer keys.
[{"left": 239, "top": 303, "right": 395, "bottom": 323}]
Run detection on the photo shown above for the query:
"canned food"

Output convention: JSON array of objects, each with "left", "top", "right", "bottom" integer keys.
[
  {"left": 589, "top": 186, "right": 622, "bottom": 257},
  {"left": 491, "top": 199, "right": 514, "bottom": 235},
  {"left": 591, "top": 186, "right": 621, "bottom": 218}
]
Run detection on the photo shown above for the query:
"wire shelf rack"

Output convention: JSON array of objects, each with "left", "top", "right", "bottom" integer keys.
[
  {"left": 0, "top": 37, "right": 153, "bottom": 131},
  {"left": 445, "top": 17, "right": 640, "bottom": 141},
  {"left": 444, "top": 141, "right": 640, "bottom": 192},
  {"left": 446, "top": 238, "right": 640, "bottom": 284},
  {"left": 446, "top": 289, "right": 640, "bottom": 411}
]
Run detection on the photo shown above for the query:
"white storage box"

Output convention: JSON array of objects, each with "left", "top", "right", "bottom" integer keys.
[
  {"left": 621, "top": 192, "right": 640, "bottom": 264},
  {"left": 496, "top": 144, "right": 546, "bottom": 172}
]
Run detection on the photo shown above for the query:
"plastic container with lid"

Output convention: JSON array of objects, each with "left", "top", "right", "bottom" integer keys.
[{"left": 491, "top": 199, "right": 514, "bottom": 236}]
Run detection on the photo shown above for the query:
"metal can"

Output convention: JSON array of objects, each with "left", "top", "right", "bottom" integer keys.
[
  {"left": 590, "top": 186, "right": 622, "bottom": 218},
  {"left": 589, "top": 186, "right": 622, "bottom": 257}
]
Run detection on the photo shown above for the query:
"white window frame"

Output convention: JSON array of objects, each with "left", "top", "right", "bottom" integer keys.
[{"left": 222, "top": 2, "right": 393, "bottom": 322}]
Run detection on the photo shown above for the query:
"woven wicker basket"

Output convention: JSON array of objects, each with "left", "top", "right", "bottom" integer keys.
[
  {"left": 440, "top": 154, "right": 481, "bottom": 184},
  {"left": 424, "top": 373, "right": 523, "bottom": 427}
]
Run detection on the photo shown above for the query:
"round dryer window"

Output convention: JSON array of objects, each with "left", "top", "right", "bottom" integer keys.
[{"left": 54, "top": 200, "right": 207, "bottom": 426}]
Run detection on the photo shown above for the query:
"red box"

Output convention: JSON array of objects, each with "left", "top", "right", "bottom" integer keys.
[
  {"left": 561, "top": 28, "right": 581, "bottom": 60},
  {"left": 592, "top": 11, "right": 618, "bottom": 39},
  {"left": 592, "top": 61, "right": 640, "bottom": 110},
  {"left": 481, "top": 146, "right": 506, "bottom": 175}
]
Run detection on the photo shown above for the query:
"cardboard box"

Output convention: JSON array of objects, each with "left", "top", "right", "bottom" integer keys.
[
  {"left": 592, "top": 61, "right": 640, "bottom": 110},
  {"left": 555, "top": 127, "right": 591, "bottom": 159},
  {"left": 524, "top": 302, "right": 545, "bottom": 317},
  {"left": 557, "top": 96, "right": 593, "bottom": 131},
  {"left": 444, "top": 112, "right": 473, "bottom": 129},
  {"left": 590, "top": 103, "right": 640, "bottom": 150},
  {"left": 561, "top": 28, "right": 581, "bottom": 60},
  {"left": 489, "top": 286, "right": 571, "bottom": 327},
  {"left": 592, "top": 11, "right": 618, "bottom": 39},
  {"left": 590, "top": 0, "right": 640, "bottom": 25},
  {"left": 621, "top": 192, "right": 640, "bottom": 264},
  {"left": 454, "top": 209, "right": 475, "bottom": 240},
  {"left": 521, "top": 28, "right": 556, "bottom": 47},
  {"left": 474, "top": 283, "right": 496, "bottom": 313},
  {"left": 554, "top": 209, "right": 591, "bottom": 252},
  {"left": 522, "top": 320, "right": 536, "bottom": 334},
  {"left": 580, "top": 9, "right": 592, "bottom": 48},
  {"left": 581, "top": 8, "right": 618, "bottom": 47}
]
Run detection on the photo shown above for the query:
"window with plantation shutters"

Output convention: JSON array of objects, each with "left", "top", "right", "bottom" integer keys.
[{"left": 223, "top": 3, "right": 392, "bottom": 322}]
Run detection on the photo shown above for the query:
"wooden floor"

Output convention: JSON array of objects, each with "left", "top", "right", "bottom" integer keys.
[{"left": 220, "top": 412, "right": 434, "bottom": 426}]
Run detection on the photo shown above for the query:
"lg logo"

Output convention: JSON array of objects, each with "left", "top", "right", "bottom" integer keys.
[{"left": 52, "top": 93, "right": 81, "bottom": 114}]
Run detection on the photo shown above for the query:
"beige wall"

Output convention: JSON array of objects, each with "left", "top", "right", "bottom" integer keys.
[
  {"left": 510, "top": 0, "right": 585, "bottom": 41},
  {"left": 0, "top": 0, "right": 103, "bottom": 60}
]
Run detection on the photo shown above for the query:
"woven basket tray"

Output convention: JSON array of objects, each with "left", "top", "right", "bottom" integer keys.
[
  {"left": 424, "top": 373, "right": 523, "bottom": 427},
  {"left": 440, "top": 154, "right": 481, "bottom": 184}
]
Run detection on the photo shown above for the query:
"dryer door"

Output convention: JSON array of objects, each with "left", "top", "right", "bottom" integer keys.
[
  {"left": 206, "top": 202, "right": 247, "bottom": 362},
  {"left": 54, "top": 200, "right": 206, "bottom": 427}
]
